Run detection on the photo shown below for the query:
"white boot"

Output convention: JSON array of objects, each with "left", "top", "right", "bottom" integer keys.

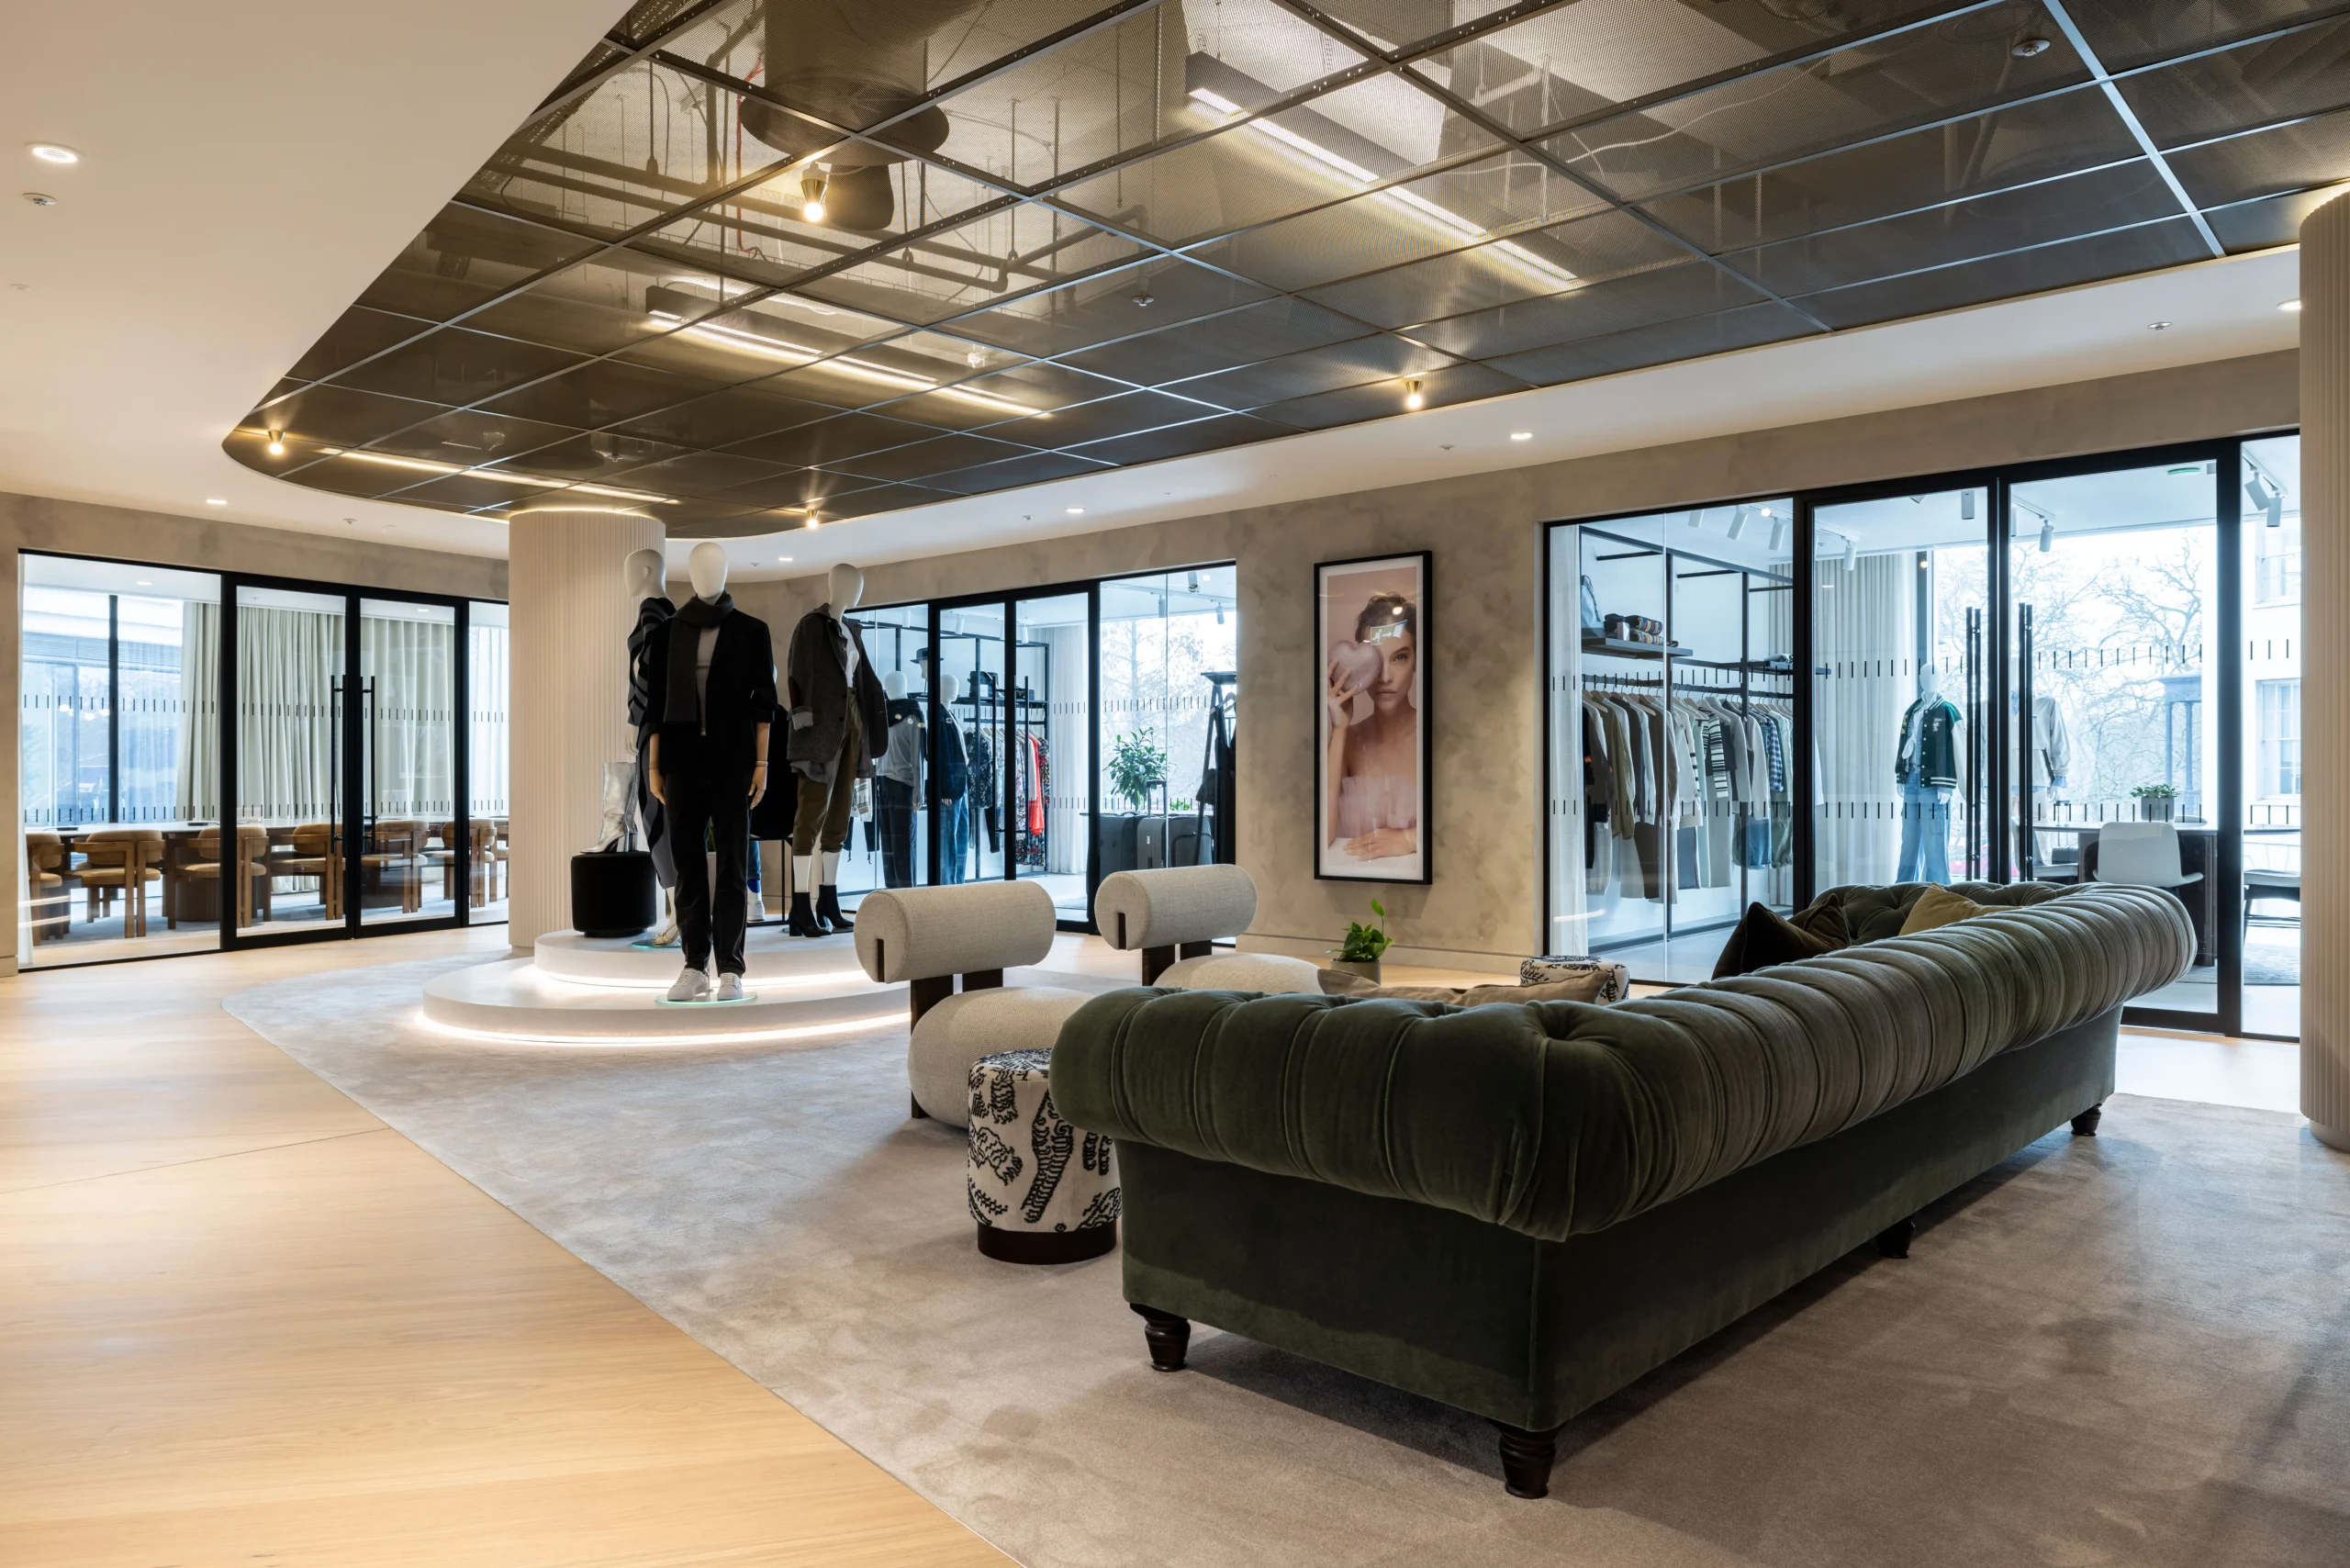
[
  {"left": 712, "top": 972, "right": 746, "bottom": 1002},
  {"left": 665, "top": 965, "right": 710, "bottom": 1002}
]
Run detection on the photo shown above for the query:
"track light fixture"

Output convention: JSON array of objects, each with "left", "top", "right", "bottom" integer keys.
[
  {"left": 800, "top": 169, "right": 828, "bottom": 224},
  {"left": 1842, "top": 535, "right": 1856, "bottom": 572},
  {"left": 1727, "top": 507, "right": 1749, "bottom": 540},
  {"left": 2246, "top": 472, "right": 2284, "bottom": 527},
  {"left": 1769, "top": 516, "right": 1786, "bottom": 552},
  {"left": 265, "top": 430, "right": 285, "bottom": 456},
  {"left": 1403, "top": 379, "right": 1424, "bottom": 410},
  {"left": 2038, "top": 519, "right": 2055, "bottom": 553},
  {"left": 1961, "top": 490, "right": 1976, "bottom": 521}
]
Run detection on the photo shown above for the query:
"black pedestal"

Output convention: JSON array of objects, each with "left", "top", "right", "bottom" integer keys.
[{"left": 571, "top": 850, "right": 655, "bottom": 938}]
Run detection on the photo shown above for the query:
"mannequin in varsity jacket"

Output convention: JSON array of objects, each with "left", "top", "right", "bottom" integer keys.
[{"left": 1895, "top": 670, "right": 1962, "bottom": 883}]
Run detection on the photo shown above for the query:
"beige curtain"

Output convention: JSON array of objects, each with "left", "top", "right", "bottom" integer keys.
[{"left": 1813, "top": 553, "right": 1914, "bottom": 888}]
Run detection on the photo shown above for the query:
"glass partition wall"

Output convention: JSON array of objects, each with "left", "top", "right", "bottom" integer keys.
[
  {"left": 1548, "top": 503, "right": 1796, "bottom": 982},
  {"left": 837, "top": 564, "right": 1237, "bottom": 931},
  {"left": 17, "top": 553, "right": 506, "bottom": 967},
  {"left": 1553, "top": 434, "right": 2297, "bottom": 1038}
]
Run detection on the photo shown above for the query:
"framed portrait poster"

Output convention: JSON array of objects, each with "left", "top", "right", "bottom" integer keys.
[{"left": 1315, "top": 551, "right": 1430, "bottom": 884}]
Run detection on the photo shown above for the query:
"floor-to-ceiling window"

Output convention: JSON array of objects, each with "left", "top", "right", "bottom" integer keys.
[
  {"left": 17, "top": 556, "right": 222, "bottom": 964},
  {"left": 17, "top": 552, "right": 506, "bottom": 967},
  {"left": 838, "top": 563, "right": 1237, "bottom": 930},
  {"left": 1547, "top": 505, "right": 1796, "bottom": 982},
  {"left": 1548, "top": 433, "right": 2297, "bottom": 1037}
]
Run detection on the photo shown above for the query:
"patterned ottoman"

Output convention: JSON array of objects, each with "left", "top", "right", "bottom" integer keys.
[{"left": 966, "top": 1049, "right": 1119, "bottom": 1264}]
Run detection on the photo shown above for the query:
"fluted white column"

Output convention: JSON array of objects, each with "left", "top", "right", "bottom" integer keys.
[
  {"left": 2302, "top": 194, "right": 2350, "bottom": 1151},
  {"left": 507, "top": 511, "right": 664, "bottom": 948}
]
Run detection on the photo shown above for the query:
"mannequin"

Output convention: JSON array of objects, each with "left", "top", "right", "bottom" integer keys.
[
  {"left": 875, "top": 669, "right": 923, "bottom": 888},
  {"left": 645, "top": 542, "right": 776, "bottom": 1001},
  {"left": 786, "top": 562, "right": 890, "bottom": 936},
  {"left": 934, "top": 671, "right": 970, "bottom": 883},
  {"left": 1894, "top": 668, "right": 1962, "bottom": 884},
  {"left": 623, "top": 548, "right": 679, "bottom": 943}
]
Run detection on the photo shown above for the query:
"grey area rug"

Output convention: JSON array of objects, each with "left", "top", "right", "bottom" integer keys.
[{"left": 227, "top": 957, "right": 2350, "bottom": 1568}]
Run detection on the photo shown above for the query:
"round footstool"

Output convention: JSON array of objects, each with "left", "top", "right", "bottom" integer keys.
[
  {"left": 966, "top": 1048, "right": 1118, "bottom": 1264},
  {"left": 909, "top": 986, "right": 1092, "bottom": 1125},
  {"left": 1154, "top": 951, "right": 1322, "bottom": 992}
]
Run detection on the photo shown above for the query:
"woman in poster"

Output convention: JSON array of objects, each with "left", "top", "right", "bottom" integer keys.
[{"left": 1324, "top": 588, "right": 1420, "bottom": 869}]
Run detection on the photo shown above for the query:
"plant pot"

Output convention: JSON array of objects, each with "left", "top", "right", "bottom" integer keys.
[
  {"left": 2139, "top": 800, "right": 2176, "bottom": 822},
  {"left": 1328, "top": 958, "right": 1382, "bottom": 984}
]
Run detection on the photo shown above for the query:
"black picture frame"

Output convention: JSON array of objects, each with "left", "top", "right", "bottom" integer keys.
[{"left": 1314, "top": 550, "right": 1432, "bottom": 886}]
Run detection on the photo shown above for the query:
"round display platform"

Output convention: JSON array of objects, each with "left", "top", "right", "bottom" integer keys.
[{"left": 421, "top": 926, "right": 901, "bottom": 1044}]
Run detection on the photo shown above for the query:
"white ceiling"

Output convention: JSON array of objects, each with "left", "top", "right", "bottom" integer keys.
[
  {"left": 0, "top": 5, "right": 2306, "bottom": 585},
  {"left": 0, "top": 0, "right": 618, "bottom": 556}
]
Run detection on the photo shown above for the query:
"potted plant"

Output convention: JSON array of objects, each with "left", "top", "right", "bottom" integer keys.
[
  {"left": 1107, "top": 728, "right": 1168, "bottom": 812},
  {"left": 1329, "top": 899, "right": 1393, "bottom": 982},
  {"left": 2131, "top": 782, "right": 2179, "bottom": 822}
]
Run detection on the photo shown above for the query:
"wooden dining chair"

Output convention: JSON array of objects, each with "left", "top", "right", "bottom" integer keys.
[
  {"left": 26, "top": 831, "right": 70, "bottom": 944},
  {"left": 263, "top": 822, "right": 343, "bottom": 922},
  {"left": 73, "top": 828, "right": 165, "bottom": 937},
  {"left": 175, "top": 824, "right": 274, "bottom": 928},
  {"left": 364, "top": 819, "right": 427, "bottom": 914}
]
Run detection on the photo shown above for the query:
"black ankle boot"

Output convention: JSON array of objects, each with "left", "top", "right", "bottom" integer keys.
[
  {"left": 788, "top": 890, "right": 823, "bottom": 939},
  {"left": 815, "top": 884, "right": 849, "bottom": 934}
]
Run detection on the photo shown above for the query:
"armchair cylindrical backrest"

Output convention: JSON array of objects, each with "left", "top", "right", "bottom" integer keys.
[
  {"left": 1094, "top": 865, "right": 1258, "bottom": 952},
  {"left": 854, "top": 879, "right": 1058, "bottom": 983},
  {"left": 27, "top": 832, "right": 63, "bottom": 873},
  {"left": 78, "top": 827, "right": 163, "bottom": 870},
  {"left": 291, "top": 822, "right": 336, "bottom": 857}
]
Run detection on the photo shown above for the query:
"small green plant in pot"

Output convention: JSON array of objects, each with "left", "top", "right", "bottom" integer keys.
[
  {"left": 1107, "top": 728, "right": 1168, "bottom": 812},
  {"left": 1329, "top": 898, "right": 1393, "bottom": 982},
  {"left": 2131, "top": 782, "right": 2180, "bottom": 821}
]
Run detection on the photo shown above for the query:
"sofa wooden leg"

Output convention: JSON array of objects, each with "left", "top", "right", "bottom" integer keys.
[
  {"left": 1874, "top": 1215, "right": 1915, "bottom": 1259},
  {"left": 1132, "top": 1305, "right": 1190, "bottom": 1372},
  {"left": 2071, "top": 1103, "right": 2103, "bottom": 1137},
  {"left": 1493, "top": 1422, "right": 1563, "bottom": 1499},
  {"left": 911, "top": 1092, "right": 929, "bottom": 1121}
]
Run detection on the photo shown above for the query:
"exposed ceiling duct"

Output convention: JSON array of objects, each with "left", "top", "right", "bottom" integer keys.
[{"left": 737, "top": 0, "right": 979, "bottom": 231}]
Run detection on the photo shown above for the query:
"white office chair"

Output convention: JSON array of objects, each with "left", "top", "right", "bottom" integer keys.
[{"left": 2093, "top": 823, "right": 2202, "bottom": 890}]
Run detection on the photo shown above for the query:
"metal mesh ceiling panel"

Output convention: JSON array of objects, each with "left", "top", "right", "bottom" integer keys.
[{"left": 232, "top": 0, "right": 2344, "bottom": 536}]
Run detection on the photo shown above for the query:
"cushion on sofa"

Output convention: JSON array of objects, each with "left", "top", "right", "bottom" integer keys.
[
  {"left": 1899, "top": 885, "right": 1988, "bottom": 935},
  {"left": 1831, "top": 879, "right": 2065, "bottom": 944},
  {"left": 1711, "top": 894, "right": 1849, "bottom": 979}
]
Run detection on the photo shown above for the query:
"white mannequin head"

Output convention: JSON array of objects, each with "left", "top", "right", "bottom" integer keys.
[
  {"left": 883, "top": 671, "right": 906, "bottom": 700},
  {"left": 1918, "top": 666, "right": 1941, "bottom": 699},
  {"left": 939, "top": 671, "right": 961, "bottom": 704},
  {"left": 827, "top": 562, "right": 864, "bottom": 618},
  {"left": 624, "top": 547, "right": 668, "bottom": 603},
  {"left": 688, "top": 541, "right": 729, "bottom": 600}
]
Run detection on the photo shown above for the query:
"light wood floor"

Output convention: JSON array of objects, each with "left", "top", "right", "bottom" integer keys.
[
  {"left": 0, "top": 928, "right": 1008, "bottom": 1568},
  {"left": 1, "top": 930, "right": 2301, "bottom": 1568}
]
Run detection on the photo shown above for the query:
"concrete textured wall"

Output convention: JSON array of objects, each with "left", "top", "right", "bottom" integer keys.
[
  {"left": 734, "top": 351, "right": 2300, "bottom": 969},
  {"left": 2, "top": 492, "right": 507, "bottom": 977}
]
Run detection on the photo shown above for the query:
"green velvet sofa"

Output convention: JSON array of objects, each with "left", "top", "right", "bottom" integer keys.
[{"left": 1050, "top": 882, "right": 2194, "bottom": 1497}]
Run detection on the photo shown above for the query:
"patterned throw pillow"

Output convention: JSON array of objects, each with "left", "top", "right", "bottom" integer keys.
[
  {"left": 1315, "top": 969, "right": 1617, "bottom": 1006},
  {"left": 1519, "top": 956, "right": 1631, "bottom": 1003}
]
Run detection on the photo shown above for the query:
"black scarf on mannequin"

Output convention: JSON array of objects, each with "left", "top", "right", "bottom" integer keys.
[{"left": 666, "top": 591, "right": 733, "bottom": 730}]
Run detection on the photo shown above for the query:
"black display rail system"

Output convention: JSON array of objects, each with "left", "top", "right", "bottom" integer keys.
[{"left": 1572, "top": 524, "right": 1798, "bottom": 958}]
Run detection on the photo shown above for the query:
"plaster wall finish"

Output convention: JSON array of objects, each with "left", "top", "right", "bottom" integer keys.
[
  {"left": 738, "top": 351, "right": 2300, "bottom": 969},
  {"left": 1, "top": 491, "right": 508, "bottom": 977}
]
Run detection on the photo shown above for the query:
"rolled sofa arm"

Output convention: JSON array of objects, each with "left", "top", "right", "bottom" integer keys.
[{"left": 1052, "top": 884, "right": 2192, "bottom": 1242}]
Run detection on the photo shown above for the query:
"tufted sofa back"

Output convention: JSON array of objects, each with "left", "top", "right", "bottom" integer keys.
[{"left": 1052, "top": 884, "right": 2191, "bottom": 1243}]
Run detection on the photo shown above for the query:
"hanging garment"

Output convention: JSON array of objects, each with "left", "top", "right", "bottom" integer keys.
[
  {"left": 626, "top": 594, "right": 678, "bottom": 889},
  {"left": 876, "top": 777, "right": 916, "bottom": 887},
  {"left": 878, "top": 696, "right": 925, "bottom": 798}
]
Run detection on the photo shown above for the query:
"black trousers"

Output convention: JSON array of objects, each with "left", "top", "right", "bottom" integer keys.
[
  {"left": 666, "top": 757, "right": 752, "bottom": 975},
  {"left": 876, "top": 777, "right": 916, "bottom": 887}
]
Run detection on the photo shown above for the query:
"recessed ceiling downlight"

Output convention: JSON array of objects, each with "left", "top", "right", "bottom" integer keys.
[
  {"left": 27, "top": 142, "right": 79, "bottom": 164},
  {"left": 2279, "top": 298, "right": 2303, "bottom": 313},
  {"left": 1509, "top": 431, "right": 1532, "bottom": 442},
  {"left": 205, "top": 498, "right": 228, "bottom": 506}
]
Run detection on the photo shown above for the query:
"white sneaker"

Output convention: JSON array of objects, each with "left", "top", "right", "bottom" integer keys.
[
  {"left": 712, "top": 972, "right": 745, "bottom": 1002},
  {"left": 665, "top": 967, "right": 710, "bottom": 1002}
]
